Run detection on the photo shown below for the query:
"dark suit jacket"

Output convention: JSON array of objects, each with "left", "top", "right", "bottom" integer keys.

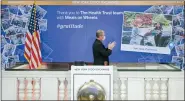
[{"left": 92, "top": 39, "right": 112, "bottom": 65}]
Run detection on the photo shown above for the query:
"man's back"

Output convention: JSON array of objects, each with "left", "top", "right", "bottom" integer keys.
[{"left": 93, "top": 39, "right": 112, "bottom": 65}]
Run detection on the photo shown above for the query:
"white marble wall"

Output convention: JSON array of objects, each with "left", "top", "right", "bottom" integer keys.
[{"left": 2, "top": 70, "right": 184, "bottom": 100}]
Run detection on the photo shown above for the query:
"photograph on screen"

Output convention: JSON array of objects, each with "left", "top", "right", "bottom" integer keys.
[{"left": 121, "top": 11, "right": 173, "bottom": 54}]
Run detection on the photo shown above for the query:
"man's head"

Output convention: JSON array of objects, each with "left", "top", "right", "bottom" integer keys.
[{"left": 96, "top": 30, "right": 105, "bottom": 41}]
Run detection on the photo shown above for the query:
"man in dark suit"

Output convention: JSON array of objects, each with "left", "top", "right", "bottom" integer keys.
[{"left": 92, "top": 30, "right": 116, "bottom": 65}]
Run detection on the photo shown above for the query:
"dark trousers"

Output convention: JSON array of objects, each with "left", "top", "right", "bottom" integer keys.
[{"left": 155, "top": 34, "right": 162, "bottom": 47}]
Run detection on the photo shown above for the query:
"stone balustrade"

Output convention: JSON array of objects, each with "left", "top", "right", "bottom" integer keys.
[{"left": 2, "top": 69, "right": 184, "bottom": 100}]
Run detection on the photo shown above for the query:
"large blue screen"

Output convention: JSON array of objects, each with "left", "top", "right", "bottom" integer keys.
[{"left": 1, "top": 5, "right": 184, "bottom": 66}]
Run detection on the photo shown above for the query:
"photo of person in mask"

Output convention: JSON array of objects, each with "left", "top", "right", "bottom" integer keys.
[
  {"left": 144, "top": 23, "right": 164, "bottom": 47},
  {"left": 130, "top": 18, "right": 144, "bottom": 45}
]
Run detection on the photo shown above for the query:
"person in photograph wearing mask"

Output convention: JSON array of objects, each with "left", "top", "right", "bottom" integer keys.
[
  {"left": 144, "top": 22, "right": 163, "bottom": 47},
  {"left": 130, "top": 17, "right": 144, "bottom": 45},
  {"left": 92, "top": 30, "right": 116, "bottom": 66}
]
